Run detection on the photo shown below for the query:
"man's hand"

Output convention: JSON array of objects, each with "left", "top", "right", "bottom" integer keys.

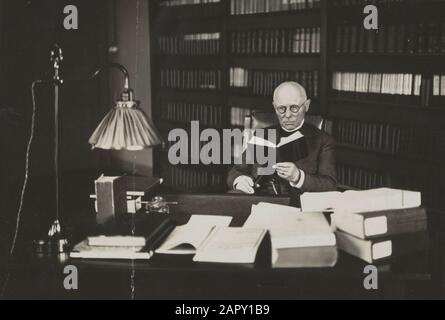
[
  {"left": 274, "top": 162, "right": 301, "bottom": 183},
  {"left": 234, "top": 176, "right": 256, "bottom": 194}
]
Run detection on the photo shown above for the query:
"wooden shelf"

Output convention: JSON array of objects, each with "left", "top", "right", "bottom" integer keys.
[
  {"left": 155, "top": 18, "right": 223, "bottom": 35},
  {"left": 159, "top": 119, "right": 227, "bottom": 130},
  {"left": 230, "top": 56, "right": 320, "bottom": 71},
  {"left": 331, "top": 54, "right": 445, "bottom": 73},
  {"left": 331, "top": 2, "right": 445, "bottom": 24},
  {"left": 228, "top": 93, "right": 321, "bottom": 114},
  {"left": 228, "top": 9, "right": 321, "bottom": 30},
  {"left": 228, "top": 93, "right": 272, "bottom": 109},
  {"left": 157, "top": 2, "right": 224, "bottom": 21},
  {"left": 337, "top": 144, "right": 445, "bottom": 169},
  {"left": 158, "top": 55, "right": 224, "bottom": 67},
  {"left": 158, "top": 88, "right": 224, "bottom": 104},
  {"left": 328, "top": 98, "right": 445, "bottom": 126},
  {"left": 335, "top": 147, "right": 435, "bottom": 176}
]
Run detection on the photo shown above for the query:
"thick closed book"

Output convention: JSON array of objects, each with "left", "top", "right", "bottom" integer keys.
[
  {"left": 332, "top": 207, "right": 427, "bottom": 240},
  {"left": 95, "top": 176, "right": 127, "bottom": 225},
  {"left": 245, "top": 204, "right": 336, "bottom": 249},
  {"left": 301, "top": 188, "right": 421, "bottom": 213},
  {"left": 336, "top": 230, "right": 428, "bottom": 264},
  {"left": 244, "top": 203, "right": 337, "bottom": 268},
  {"left": 70, "top": 237, "right": 152, "bottom": 260},
  {"left": 193, "top": 227, "right": 269, "bottom": 264},
  {"left": 274, "top": 246, "right": 338, "bottom": 269}
]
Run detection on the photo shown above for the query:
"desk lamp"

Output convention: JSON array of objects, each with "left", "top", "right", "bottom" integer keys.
[
  {"left": 44, "top": 61, "right": 163, "bottom": 254},
  {"left": 89, "top": 63, "right": 163, "bottom": 150}
]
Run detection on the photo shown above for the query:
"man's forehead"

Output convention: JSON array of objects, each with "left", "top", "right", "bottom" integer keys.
[
  {"left": 274, "top": 83, "right": 307, "bottom": 103},
  {"left": 274, "top": 91, "right": 306, "bottom": 104}
]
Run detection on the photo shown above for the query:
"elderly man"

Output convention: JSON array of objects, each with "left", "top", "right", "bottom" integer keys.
[{"left": 227, "top": 81, "right": 337, "bottom": 196}]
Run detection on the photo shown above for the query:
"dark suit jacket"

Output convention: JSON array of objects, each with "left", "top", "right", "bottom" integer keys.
[{"left": 227, "top": 123, "right": 338, "bottom": 194}]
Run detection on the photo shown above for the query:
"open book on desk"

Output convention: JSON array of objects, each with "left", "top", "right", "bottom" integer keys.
[
  {"left": 193, "top": 227, "right": 269, "bottom": 264},
  {"left": 155, "top": 215, "right": 233, "bottom": 255}
]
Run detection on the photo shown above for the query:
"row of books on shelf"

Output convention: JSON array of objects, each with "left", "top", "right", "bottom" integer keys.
[
  {"left": 332, "top": 0, "right": 445, "bottom": 6},
  {"left": 160, "top": 68, "right": 222, "bottom": 90},
  {"left": 332, "top": 72, "right": 445, "bottom": 106},
  {"left": 335, "top": 23, "right": 445, "bottom": 55},
  {"left": 334, "top": 119, "right": 402, "bottom": 155},
  {"left": 160, "top": 164, "right": 225, "bottom": 191},
  {"left": 158, "top": 33, "right": 221, "bottom": 55},
  {"left": 337, "top": 164, "right": 386, "bottom": 190},
  {"left": 230, "top": 68, "right": 319, "bottom": 97},
  {"left": 231, "top": 27, "right": 321, "bottom": 55},
  {"left": 333, "top": 119, "right": 445, "bottom": 157},
  {"left": 231, "top": 0, "right": 321, "bottom": 15},
  {"left": 230, "top": 106, "right": 255, "bottom": 127},
  {"left": 160, "top": 101, "right": 225, "bottom": 126}
]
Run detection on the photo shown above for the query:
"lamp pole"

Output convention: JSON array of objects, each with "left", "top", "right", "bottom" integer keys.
[{"left": 47, "top": 44, "right": 67, "bottom": 252}]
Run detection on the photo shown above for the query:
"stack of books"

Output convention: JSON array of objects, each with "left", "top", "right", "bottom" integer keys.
[
  {"left": 244, "top": 203, "right": 338, "bottom": 268},
  {"left": 301, "top": 188, "right": 428, "bottom": 264}
]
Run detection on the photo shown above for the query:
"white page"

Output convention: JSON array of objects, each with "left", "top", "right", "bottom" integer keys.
[
  {"left": 245, "top": 204, "right": 335, "bottom": 249},
  {"left": 248, "top": 131, "right": 304, "bottom": 149},
  {"left": 193, "top": 227, "right": 266, "bottom": 264},
  {"left": 300, "top": 191, "right": 342, "bottom": 211},
  {"left": 155, "top": 215, "right": 232, "bottom": 255},
  {"left": 253, "top": 202, "right": 302, "bottom": 214}
]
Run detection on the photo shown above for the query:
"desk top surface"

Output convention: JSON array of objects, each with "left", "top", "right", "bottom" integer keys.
[{"left": 3, "top": 193, "right": 445, "bottom": 299}]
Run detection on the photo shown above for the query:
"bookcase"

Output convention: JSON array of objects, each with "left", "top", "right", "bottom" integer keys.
[
  {"left": 328, "top": 0, "right": 445, "bottom": 209},
  {"left": 149, "top": 0, "right": 445, "bottom": 209},
  {"left": 149, "top": 0, "right": 324, "bottom": 194}
]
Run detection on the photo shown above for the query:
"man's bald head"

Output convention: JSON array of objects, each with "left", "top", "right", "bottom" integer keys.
[
  {"left": 273, "top": 82, "right": 307, "bottom": 106},
  {"left": 272, "top": 82, "right": 310, "bottom": 131}
]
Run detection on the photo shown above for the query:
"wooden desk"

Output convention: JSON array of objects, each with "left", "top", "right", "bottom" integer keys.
[{"left": 2, "top": 194, "right": 445, "bottom": 300}]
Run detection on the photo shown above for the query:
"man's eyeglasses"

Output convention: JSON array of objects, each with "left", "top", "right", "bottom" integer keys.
[{"left": 275, "top": 101, "right": 307, "bottom": 115}]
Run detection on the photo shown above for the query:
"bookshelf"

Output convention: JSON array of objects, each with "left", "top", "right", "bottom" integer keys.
[
  {"left": 150, "top": 0, "right": 324, "bottom": 193},
  {"left": 149, "top": 0, "right": 445, "bottom": 209},
  {"left": 328, "top": 0, "right": 445, "bottom": 209}
]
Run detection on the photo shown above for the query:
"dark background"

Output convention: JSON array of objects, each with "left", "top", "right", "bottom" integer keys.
[{"left": 0, "top": 0, "right": 110, "bottom": 258}]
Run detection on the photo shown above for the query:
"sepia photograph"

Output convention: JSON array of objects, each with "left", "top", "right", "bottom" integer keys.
[{"left": 0, "top": 0, "right": 444, "bottom": 304}]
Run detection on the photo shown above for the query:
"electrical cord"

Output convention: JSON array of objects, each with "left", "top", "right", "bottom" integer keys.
[
  {"left": 1, "top": 80, "right": 43, "bottom": 299},
  {"left": 9, "top": 80, "right": 42, "bottom": 255}
]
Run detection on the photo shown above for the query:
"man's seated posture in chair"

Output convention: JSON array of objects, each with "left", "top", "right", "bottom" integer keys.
[{"left": 227, "top": 81, "right": 337, "bottom": 196}]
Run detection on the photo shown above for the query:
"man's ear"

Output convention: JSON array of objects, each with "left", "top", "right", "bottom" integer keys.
[{"left": 305, "top": 99, "right": 311, "bottom": 112}]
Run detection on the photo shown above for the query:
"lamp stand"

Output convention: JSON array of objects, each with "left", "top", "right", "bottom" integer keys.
[{"left": 47, "top": 45, "right": 67, "bottom": 253}]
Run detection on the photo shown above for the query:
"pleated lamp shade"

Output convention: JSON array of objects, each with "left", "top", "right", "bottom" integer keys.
[{"left": 89, "top": 101, "right": 163, "bottom": 151}]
